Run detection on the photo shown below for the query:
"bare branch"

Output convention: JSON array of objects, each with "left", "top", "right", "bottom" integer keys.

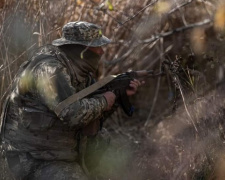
[
  {"left": 169, "top": 0, "right": 193, "bottom": 14},
  {"left": 174, "top": 75, "right": 198, "bottom": 132},
  {"left": 115, "top": 0, "right": 159, "bottom": 29},
  {"left": 103, "top": 46, "right": 135, "bottom": 65},
  {"left": 172, "top": 0, "right": 189, "bottom": 26},
  {"left": 140, "top": 19, "right": 212, "bottom": 44},
  {"left": 145, "top": 38, "right": 163, "bottom": 127},
  {"left": 0, "top": 43, "right": 36, "bottom": 73}
]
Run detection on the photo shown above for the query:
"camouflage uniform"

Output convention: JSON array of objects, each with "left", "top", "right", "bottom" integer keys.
[{"left": 1, "top": 22, "right": 113, "bottom": 179}]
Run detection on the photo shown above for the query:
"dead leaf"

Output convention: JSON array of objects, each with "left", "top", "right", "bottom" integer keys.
[{"left": 214, "top": 4, "right": 225, "bottom": 31}]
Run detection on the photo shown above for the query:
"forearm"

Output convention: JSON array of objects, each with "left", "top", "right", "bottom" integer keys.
[{"left": 59, "top": 95, "right": 107, "bottom": 128}]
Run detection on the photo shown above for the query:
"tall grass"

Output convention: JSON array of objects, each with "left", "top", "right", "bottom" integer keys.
[{"left": 1, "top": 0, "right": 225, "bottom": 179}]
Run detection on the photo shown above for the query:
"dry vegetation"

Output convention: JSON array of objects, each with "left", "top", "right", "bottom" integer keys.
[{"left": 1, "top": 0, "right": 225, "bottom": 179}]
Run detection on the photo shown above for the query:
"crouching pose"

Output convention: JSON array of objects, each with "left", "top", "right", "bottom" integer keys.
[{"left": 0, "top": 21, "right": 142, "bottom": 179}]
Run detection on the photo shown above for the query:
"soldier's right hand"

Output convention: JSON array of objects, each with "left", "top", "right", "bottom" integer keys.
[{"left": 103, "top": 91, "right": 116, "bottom": 111}]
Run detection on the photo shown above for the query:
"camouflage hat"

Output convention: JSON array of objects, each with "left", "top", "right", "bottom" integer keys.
[{"left": 52, "top": 21, "right": 111, "bottom": 47}]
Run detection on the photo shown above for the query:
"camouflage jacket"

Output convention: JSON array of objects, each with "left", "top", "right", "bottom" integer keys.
[{"left": 2, "top": 45, "right": 110, "bottom": 161}]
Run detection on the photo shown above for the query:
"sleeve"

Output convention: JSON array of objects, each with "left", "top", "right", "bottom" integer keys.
[{"left": 34, "top": 59, "right": 108, "bottom": 128}]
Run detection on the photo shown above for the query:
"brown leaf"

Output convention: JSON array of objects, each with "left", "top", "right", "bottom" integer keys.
[{"left": 214, "top": 4, "right": 225, "bottom": 31}]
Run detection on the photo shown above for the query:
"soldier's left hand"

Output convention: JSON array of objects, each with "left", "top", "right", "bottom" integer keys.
[{"left": 126, "top": 79, "right": 145, "bottom": 96}]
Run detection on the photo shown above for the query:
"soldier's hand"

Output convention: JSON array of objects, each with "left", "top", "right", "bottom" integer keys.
[
  {"left": 126, "top": 79, "right": 145, "bottom": 96},
  {"left": 103, "top": 91, "right": 116, "bottom": 111}
]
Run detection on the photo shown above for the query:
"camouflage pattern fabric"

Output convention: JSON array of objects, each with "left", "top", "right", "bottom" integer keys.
[
  {"left": 2, "top": 45, "right": 114, "bottom": 179},
  {"left": 29, "top": 161, "right": 88, "bottom": 180},
  {"left": 6, "top": 151, "right": 88, "bottom": 180},
  {"left": 5, "top": 128, "right": 111, "bottom": 180},
  {"left": 52, "top": 21, "right": 111, "bottom": 47}
]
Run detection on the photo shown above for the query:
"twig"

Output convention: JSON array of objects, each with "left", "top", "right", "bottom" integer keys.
[
  {"left": 0, "top": 43, "right": 36, "bottom": 73},
  {"left": 199, "top": 0, "right": 213, "bottom": 20},
  {"left": 2, "top": 37, "right": 12, "bottom": 83},
  {"left": 174, "top": 74, "right": 198, "bottom": 132},
  {"left": 145, "top": 38, "right": 163, "bottom": 127},
  {"left": 0, "top": 73, "right": 5, "bottom": 100},
  {"left": 103, "top": 10, "right": 123, "bottom": 25},
  {"left": 172, "top": 0, "right": 188, "bottom": 26},
  {"left": 115, "top": 0, "right": 159, "bottom": 29},
  {"left": 168, "top": 0, "right": 193, "bottom": 14},
  {"left": 30, "top": 0, "right": 45, "bottom": 33},
  {"left": 0, "top": 10, "right": 6, "bottom": 37},
  {"left": 103, "top": 45, "right": 135, "bottom": 64},
  {"left": 140, "top": 19, "right": 212, "bottom": 44},
  {"left": 3, "top": 1, "right": 20, "bottom": 34}
]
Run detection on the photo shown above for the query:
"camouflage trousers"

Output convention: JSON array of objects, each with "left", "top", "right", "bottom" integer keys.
[
  {"left": 6, "top": 152, "right": 88, "bottom": 180},
  {"left": 5, "top": 128, "right": 110, "bottom": 180}
]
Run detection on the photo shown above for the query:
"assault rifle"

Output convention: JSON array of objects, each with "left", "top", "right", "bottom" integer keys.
[
  {"left": 55, "top": 70, "right": 165, "bottom": 118},
  {"left": 89, "top": 70, "right": 164, "bottom": 116},
  {"left": 79, "top": 70, "right": 164, "bottom": 136}
]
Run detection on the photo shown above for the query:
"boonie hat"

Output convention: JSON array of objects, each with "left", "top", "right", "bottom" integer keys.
[{"left": 52, "top": 21, "right": 111, "bottom": 47}]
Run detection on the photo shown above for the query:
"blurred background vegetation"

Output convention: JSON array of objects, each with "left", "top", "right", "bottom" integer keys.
[{"left": 1, "top": 0, "right": 225, "bottom": 179}]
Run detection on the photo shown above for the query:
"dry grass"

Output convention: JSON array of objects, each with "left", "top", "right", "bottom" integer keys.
[{"left": 1, "top": 0, "right": 225, "bottom": 179}]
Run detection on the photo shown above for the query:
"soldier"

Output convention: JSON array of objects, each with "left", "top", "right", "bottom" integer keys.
[{"left": 0, "top": 21, "right": 142, "bottom": 179}]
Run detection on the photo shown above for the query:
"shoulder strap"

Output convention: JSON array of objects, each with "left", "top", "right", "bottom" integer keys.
[{"left": 54, "top": 75, "right": 117, "bottom": 116}]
